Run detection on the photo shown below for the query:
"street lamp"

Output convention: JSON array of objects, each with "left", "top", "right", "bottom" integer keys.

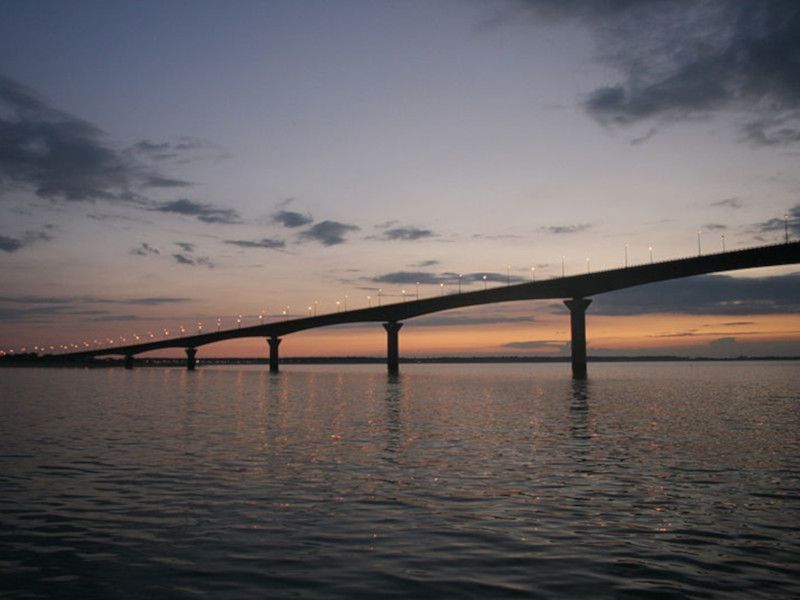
[
  {"left": 458, "top": 274, "right": 462, "bottom": 293},
  {"left": 649, "top": 246, "right": 653, "bottom": 263},
  {"left": 506, "top": 265, "right": 510, "bottom": 286},
  {"left": 721, "top": 233, "right": 726, "bottom": 252},
  {"left": 561, "top": 256, "right": 565, "bottom": 277},
  {"left": 237, "top": 315, "right": 242, "bottom": 328},
  {"left": 586, "top": 257, "right": 590, "bottom": 274},
  {"left": 197, "top": 321, "right": 203, "bottom": 333},
  {"left": 697, "top": 229, "right": 702, "bottom": 256},
  {"left": 530, "top": 267, "right": 535, "bottom": 281},
  {"left": 624, "top": 243, "right": 628, "bottom": 268},
  {"left": 483, "top": 274, "right": 487, "bottom": 290},
  {"left": 402, "top": 289, "right": 406, "bottom": 302},
  {"left": 217, "top": 317, "right": 221, "bottom": 331},
  {"left": 367, "top": 295, "right": 372, "bottom": 307},
  {"left": 314, "top": 300, "right": 318, "bottom": 316},
  {"left": 308, "top": 306, "right": 313, "bottom": 317},
  {"left": 439, "top": 283, "right": 444, "bottom": 296},
  {"left": 785, "top": 213, "right": 790, "bottom": 243},
  {"left": 415, "top": 282, "right": 420, "bottom": 300},
  {"left": 378, "top": 289, "right": 382, "bottom": 305},
  {"left": 344, "top": 294, "right": 348, "bottom": 311},
  {"left": 336, "top": 300, "right": 341, "bottom": 312}
]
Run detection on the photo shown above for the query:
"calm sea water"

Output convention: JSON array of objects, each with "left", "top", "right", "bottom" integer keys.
[{"left": 1, "top": 362, "right": 798, "bottom": 598}]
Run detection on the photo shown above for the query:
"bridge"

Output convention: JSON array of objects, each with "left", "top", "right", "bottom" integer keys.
[{"left": 54, "top": 241, "right": 800, "bottom": 378}]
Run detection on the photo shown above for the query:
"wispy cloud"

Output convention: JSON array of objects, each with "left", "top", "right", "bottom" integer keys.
[
  {"left": 224, "top": 238, "right": 285, "bottom": 250},
  {"left": 370, "top": 270, "right": 526, "bottom": 285},
  {"left": 0, "top": 295, "right": 191, "bottom": 306},
  {"left": 754, "top": 203, "right": 800, "bottom": 237},
  {"left": 0, "top": 230, "right": 52, "bottom": 253},
  {"left": 172, "top": 253, "right": 213, "bottom": 268},
  {"left": 711, "top": 198, "right": 743, "bottom": 209},
  {"left": 381, "top": 226, "right": 436, "bottom": 241},
  {"left": 501, "top": 340, "right": 566, "bottom": 350},
  {"left": 299, "top": 220, "right": 360, "bottom": 246},
  {"left": 273, "top": 209, "right": 313, "bottom": 228},
  {"left": 131, "top": 242, "right": 160, "bottom": 256},
  {"left": 540, "top": 224, "right": 592, "bottom": 235},
  {"left": 154, "top": 198, "right": 241, "bottom": 224}
]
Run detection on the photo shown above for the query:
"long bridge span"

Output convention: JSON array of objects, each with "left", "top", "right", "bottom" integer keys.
[{"left": 56, "top": 241, "right": 800, "bottom": 377}]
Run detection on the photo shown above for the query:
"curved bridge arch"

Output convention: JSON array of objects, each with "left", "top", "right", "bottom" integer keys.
[{"left": 59, "top": 241, "right": 800, "bottom": 377}]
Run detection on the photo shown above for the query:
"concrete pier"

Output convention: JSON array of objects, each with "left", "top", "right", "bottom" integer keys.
[
  {"left": 124, "top": 354, "right": 134, "bottom": 369},
  {"left": 383, "top": 321, "right": 403, "bottom": 375},
  {"left": 564, "top": 298, "right": 592, "bottom": 379},
  {"left": 185, "top": 347, "right": 197, "bottom": 371},
  {"left": 268, "top": 336, "right": 281, "bottom": 373}
]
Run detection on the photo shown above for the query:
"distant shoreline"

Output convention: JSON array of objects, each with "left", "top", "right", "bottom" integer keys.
[{"left": 2, "top": 355, "right": 799, "bottom": 368}]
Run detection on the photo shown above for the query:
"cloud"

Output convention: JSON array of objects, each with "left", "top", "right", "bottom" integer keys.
[
  {"left": 376, "top": 226, "right": 437, "bottom": 241},
  {"left": 414, "top": 314, "right": 534, "bottom": 327},
  {"left": 709, "top": 336, "right": 737, "bottom": 346},
  {"left": 540, "top": 224, "right": 592, "bottom": 234},
  {"left": 591, "top": 272, "right": 800, "bottom": 315},
  {"left": 501, "top": 340, "right": 565, "bottom": 350},
  {"left": 0, "top": 294, "right": 190, "bottom": 323},
  {"left": 0, "top": 230, "right": 52, "bottom": 253},
  {"left": 127, "top": 136, "right": 228, "bottom": 163},
  {"left": 141, "top": 175, "right": 193, "bottom": 188},
  {"left": 370, "top": 270, "right": 526, "bottom": 285},
  {"left": 273, "top": 209, "right": 313, "bottom": 228},
  {"left": 371, "top": 271, "right": 448, "bottom": 285},
  {"left": 0, "top": 295, "right": 190, "bottom": 305},
  {"left": 175, "top": 242, "right": 195, "bottom": 252},
  {"left": 131, "top": 242, "right": 160, "bottom": 256},
  {"left": 0, "top": 74, "right": 194, "bottom": 202},
  {"left": 299, "top": 220, "right": 359, "bottom": 245},
  {"left": 172, "top": 253, "right": 213, "bottom": 267},
  {"left": 755, "top": 203, "right": 800, "bottom": 236},
  {"left": 410, "top": 259, "right": 440, "bottom": 267},
  {"left": 514, "top": 1, "right": 800, "bottom": 146},
  {"left": 224, "top": 238, "right": 285, "bottom": 250},
  {"left": 154, "top": 198, "right": 241, "bottom": 224},
  {"left": 702, "top": 223, "right": 727, "bottom": 231},
  {"left": 710, "top": 198, "right": 743, "bottom": 209}
]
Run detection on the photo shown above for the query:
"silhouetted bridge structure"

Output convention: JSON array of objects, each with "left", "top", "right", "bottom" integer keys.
[{"left": 57, "top": 242, "right": 800, "bottom": 377}]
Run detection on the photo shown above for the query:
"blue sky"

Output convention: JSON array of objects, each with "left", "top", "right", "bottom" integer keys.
[{"left": 1, "top": 0, "right": 799, "bottom": 356}]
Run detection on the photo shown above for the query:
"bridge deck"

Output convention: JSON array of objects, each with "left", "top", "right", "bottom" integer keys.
[{"left": 56, "top": 241, "right": 800, "bottom": 358}]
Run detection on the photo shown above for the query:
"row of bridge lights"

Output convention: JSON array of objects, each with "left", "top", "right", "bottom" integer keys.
[{"left": 2, "top": 219, "right": 793, "bottom": 357}]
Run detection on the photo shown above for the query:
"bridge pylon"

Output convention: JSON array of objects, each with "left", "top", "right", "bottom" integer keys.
[
  {"left": 268, "top": 336, "right": 282, "bottom": 373},
  {"left": 185, "top": 347, "right": 198, "bottom": 371},
  {"left": 124, "top": 354, "right": 134, "bottom": 370},
  {"left": 564, "top": 298, "right": 592, "bottom": 379},
  {"left": 383, "top": 322, "right": 403, "bottom": 375}
]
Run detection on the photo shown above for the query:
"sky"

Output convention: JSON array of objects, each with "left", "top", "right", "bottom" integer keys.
[{"left": 1, "top": 0, "right": 799, "bottom": 358}]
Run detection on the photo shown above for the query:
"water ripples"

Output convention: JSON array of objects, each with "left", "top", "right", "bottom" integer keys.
[{"left": 1, "top": 363, "right": 798, "bottom": 598}]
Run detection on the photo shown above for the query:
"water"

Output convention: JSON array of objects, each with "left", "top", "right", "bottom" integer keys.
[{"left": 1, "top": 362, "right": 798, "bottom": 598}]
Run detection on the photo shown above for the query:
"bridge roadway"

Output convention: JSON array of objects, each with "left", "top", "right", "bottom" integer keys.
[{"left": 56, "top": 241, "right": 800, "bottom": 377}]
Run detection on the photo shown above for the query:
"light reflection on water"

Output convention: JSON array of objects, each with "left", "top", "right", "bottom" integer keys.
[{"left": 1, "top": 362, "right": 798, "bottom": 598}]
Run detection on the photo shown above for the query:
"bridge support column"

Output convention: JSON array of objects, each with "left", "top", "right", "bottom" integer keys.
[
  {"left": 185, "top": 347, "right": 197, "bottom": 371},
  {"left": 268, "top": 336, "right": 281, "bottom": 373},
  {"left": 383, "top": 321, "right": 403, "bottom": 375},
  {"left": 564, "top": 298, "right": 592, "bottom": 379},
  {"left": 124, "top": 354, "right": 134, "bottom": 370}
]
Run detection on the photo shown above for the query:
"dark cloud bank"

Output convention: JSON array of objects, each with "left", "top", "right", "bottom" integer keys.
[
  {"left": 590, "top": 272, "right": 800, "bottom": 315},
  {"left": 0, "top": 74, "right": 238, "bottom": 227},
  {"left": 514, "top": 0, "right": 800, "bottom": 146}
]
